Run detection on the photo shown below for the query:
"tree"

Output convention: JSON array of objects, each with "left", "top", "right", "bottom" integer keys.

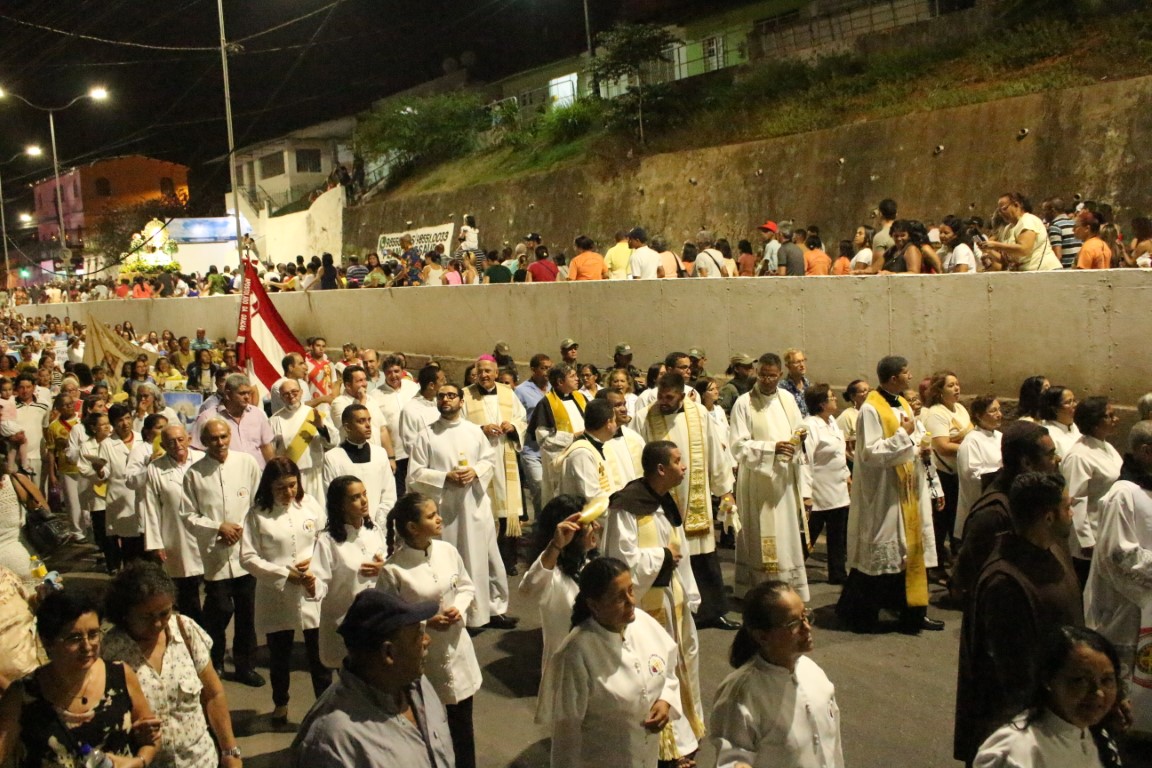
[
  {"left": 87, "top": 194, "right": 190, "bottom": 265},
  {"left": 587, "top": 22, "right": 682, "bottom": 145},
  {"left": 356, "top": 91, "right": 486, "bottom": 168}
]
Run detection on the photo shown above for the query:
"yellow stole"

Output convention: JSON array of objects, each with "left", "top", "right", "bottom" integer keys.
[
  {"left": 284, "top": 407, "right": 320, "bottom": 464},
  {"left": 544, "top": 390, "right": 586, "bottom": 434},
  {"left": 465, "top": 383, "right": 523, "bottom": 518},
  {"left": 866, "top": 389, "right": 928, "bottom": 608},
  {"left": 646, "top": 401, "right": 710, "bottom": 535},
  {"left": 636, "top": 515, "right": 706, "bottom": 756}
]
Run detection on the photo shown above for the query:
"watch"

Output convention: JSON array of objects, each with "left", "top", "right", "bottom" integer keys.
[{"left": 220, "top": 746, "right": 242, "bottom": 759}]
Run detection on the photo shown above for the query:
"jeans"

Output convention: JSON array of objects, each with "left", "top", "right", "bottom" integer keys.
[
  {"left": 519, "top": 452, "right": 543, "bottom": 521},
  {"left": 265, "top": 628, "right": 330, "bottom": 707},
  {"left": 173, "top": 575, "right": 204, "bottom": 626}
]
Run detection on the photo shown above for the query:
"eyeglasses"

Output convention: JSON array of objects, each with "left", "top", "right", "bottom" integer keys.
[
  {"left": 59, "top": 629, "right": 104, "bottom": 647},
  {"left": 775, "top": 609, "right": 814, "bottom": 633},
  {"left": 436, "top": 393, "right": 461, "bottom": 400}
]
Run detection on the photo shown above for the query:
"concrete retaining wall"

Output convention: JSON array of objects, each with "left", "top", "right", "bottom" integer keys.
[{"left": 45, "top": 268, "right": 1152, "bottom": 407}]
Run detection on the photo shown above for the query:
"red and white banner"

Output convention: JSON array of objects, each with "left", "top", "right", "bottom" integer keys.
[{"left": 236, "top": 261, "right": 304, "bottom": 401}]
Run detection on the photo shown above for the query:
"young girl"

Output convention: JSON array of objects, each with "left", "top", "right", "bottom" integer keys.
[{"left": 379, "top": 493, "right": 482, "bottom": 768}]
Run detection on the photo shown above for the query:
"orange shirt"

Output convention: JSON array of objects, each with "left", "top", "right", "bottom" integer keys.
[
  {"left": 1075, "top": 237, "right": 1110, "bottom": 270},
  {"left": 832, "top": 256, "right": 852, "bottom": 275},
  {"left": 805, "top": 249, "right": 832, "bottom": 276},
  {"left": 568, "top": 251, "right": 607, "bottom": 280}
]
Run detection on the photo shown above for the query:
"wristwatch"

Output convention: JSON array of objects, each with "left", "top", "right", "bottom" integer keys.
[{"left": 220, "top": 746, "right": 242, "bottom": 759}]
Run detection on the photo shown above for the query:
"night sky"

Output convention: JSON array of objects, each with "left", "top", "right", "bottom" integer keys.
[{"left": 1, "top": 0, "right": 654, "bottom": 212}]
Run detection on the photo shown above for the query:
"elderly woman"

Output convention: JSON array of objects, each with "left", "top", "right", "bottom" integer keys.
[
  {"left": 1039, "top": 386, "right": 1082, "bottom": 461},
  {"left": 802, "top": 384, "right": 850, "bottom": 585},
  {"left": 955, "top": 395, "right": 1004, "bottom": 541},
  {"left": 101, "top": 562, "right": 241, "bottom": 767},
  {"left": 0, "top": 591, "right": 158, "bottom": 768},
  {"left": 980, "top": 192, "right": 1062, "bottom": 271},
  {"left": 239, "top": 457, "right": 328, "bottom": 723},
  {"left": 132, "top": 384, "right": 178, "bottom": 437},
  {"left": 1061, "top": 397, "right": 1122, "bottom": 587},
  {"left": 536, "top": 557, "right": 682, "bottom": 768}
]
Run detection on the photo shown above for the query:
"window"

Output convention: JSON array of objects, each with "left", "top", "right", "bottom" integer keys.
[
  {"left": 296, "top": 148, "right": 323, "bottom": 173},
  {"left": 95, "top": 178, "right": 112, "bottom": 197},
  {"left": 548, "top": 73, "right": 578, "bottom": 108},
  {"left": 701, "top": 36, "right": 725, "bottom": 72},
  {"left": 260, "top": 151, "right": 285, "bottom": 178},
  {"left": 160, "top": 177, "right": 175, "bottom": 197}
]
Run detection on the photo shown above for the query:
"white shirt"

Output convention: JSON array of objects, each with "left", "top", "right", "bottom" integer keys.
[
  {"left": 373, "top": 380, "right": 420, "bottom": 458},
  {"left": 517, "top": 553, "right": 579, "bottom": 686},
  {"left": 974, "top": 711, "right": 1104, "bottom": 768},
  {"left": 943, "top": 242, "right": 978, "bottom": 273},
  {"left": 309, "top": 524, "right": 388, "bottom": 669},
  {"left": 142, "top": 450, "right": 205, "bottom": 578},
  {"left": 240, "top": 495, "right": 324, "bottom": 636},
  {"left": 322, "top": 443, "right": 398, "bottom": 525},
  {"left": 332, "top": 394, "right": 387, "bottom": 447},
  {"left": 802, "top": 415, "right": 850, "bottom": 511},
  {"left": 1041, "top": 420, "right": 1082, "bottom": 462},
  {"left": 849, "top": 248, "right": 873, "bottom": 271},
  {"left": 180, "top": 451, "right": 262, "bottom": 581},
  {"left": 1062, "top": 435, "right": 1123, "bottom": 559},
  {"left": 710, "top": 654, "right": 844, "bottom": 768},
  {"left": 955, "top": 427, "right": 1002, "bottom": 538},
  {"left": 398, "top": 394, "right": 440, "bottom": 457},
  {"left": 629, "top": 245, "right": 661, "bottom": 279}
]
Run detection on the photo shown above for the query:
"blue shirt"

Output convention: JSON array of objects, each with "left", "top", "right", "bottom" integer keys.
[
  {"left": 779, "top": 376, "right": 811, "bottom": 417},
  {"left": 514, "top": 379, "right": 550, "bottom": 457}
]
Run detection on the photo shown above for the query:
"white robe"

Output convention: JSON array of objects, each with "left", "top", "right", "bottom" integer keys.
[
  {"left": 974, "top": 711, "right": 1104, "bottom": 768},
  {"left": 1040, "top": 419, "right": 1082, "bottom": 463},
  {"left": 271, "top": 404, "right": 337, "bottom": 502},
  {"left": 180, "top": 451, "right": 262, "bottom": 582},
  {"left": 729, "top": 390, "right": 812, "bottom": 597},
  {"left": 77, "top": 437, "right": 138, "bottom": 537},
  {"left": 142, "top": 450, "right": 204, "bottom": 578},
  {"left": 379, "top": 540, "right": 483, "bottom": 705},
  {"left": 373, "top": 380, "right": 419, "bottom": 459},
  {"left": 710, "top": 655, "right": 844, "bottom": 768},
  {"left": 557, "top": 437, "right": 614, "bottom": 499},
  {"left": 604, "top": 427, "right": 645, "bottom": 488},
  {"left": 1062, "top": 436, "right": 1123, "bottom": 560},
  {"left": 331, "top": 394, "right": 387, "bottom": 447},
  {"left": 537, "top": 610, "right": 683, "bottom": 768},
  {"left": 846, "top": 398, "right": 938, "bottom": 575},
  {"left": 397, "top": 395, "right": 439, "bottom": 457},
  {"left": 517, "top": 553, "right": 579, "bottom": 688},
  {"left": 309, "top": 524, "right": 388, "bottom": 669},
  {"left": 322, "top": 443, "right": 397, "bottom": 526},
  {"left": 955, "top": 428, "right": 1002, "bottom": 538},
  {"left": 462, "top": 385, "right": 527, "bottom": 519},
  {"left": 536, "top": 399, "right": 585, "bottom": 507},
  {"left": 634, "top": 399, "right": 733, "bottom": 557},
  {"left": 406, "top": 417, "right": 509, "bottom": 627},
  {"left": 239, "top": 495, "right": 324, "bottom": 636}
]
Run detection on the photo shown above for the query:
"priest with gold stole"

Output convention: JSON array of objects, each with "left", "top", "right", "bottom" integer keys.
[
  {"left": 463, "top": 355, "right": 528, "bottom": 575},
  {"left": 270, "top": 378, "right": 336, "bottom": 502},
  {"left": 837, "top": 355, "right": 943, "bottom": 635},
  {"left": 527, "top": 364, "right": 587, "bottom": 506}
]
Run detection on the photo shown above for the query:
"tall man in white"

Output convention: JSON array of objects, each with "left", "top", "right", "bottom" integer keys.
[
  {"left": 181, "top": 418, "right": 266, "bottom": 685},
  {"left": 636, "top": 372, "right": 737, "bottom": 630},
  {"left": 462, "top": 356, "right": 527, "bottom": 576},
  {"left": 397, "top": 365, "right": 445, "bottom": 462},
  {"left": 373, "top": 354, "right": 419, "bottom": 495},
  {"left": 271, "top": 378, "right": 336, "bottom": 502},
  {"left": 837, "top": 355, "right": 942, "bottom": 634},
  {"left": 322, "top": 403, "right": 397, "bottom": 525},
  {"left": 143, "top": 424, "right": 205, "bottom": 623},
  {"left": 407, "top": 382, "right": 516, "bottom": 630},
  {"left": 331, "top": 365, "right": 396, "bottom": 468},
  {"left": 729, "top": 352, "right": 813, "bottom": 599}
]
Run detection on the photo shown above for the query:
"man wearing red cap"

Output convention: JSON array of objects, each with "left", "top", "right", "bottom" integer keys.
[{"left": 757, "top": 220, "right": 780, "bottom": 275}]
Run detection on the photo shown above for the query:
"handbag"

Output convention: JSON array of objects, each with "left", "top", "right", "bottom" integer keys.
[{"left": 12, "top": 472, "right": 69, "bottom": 554}]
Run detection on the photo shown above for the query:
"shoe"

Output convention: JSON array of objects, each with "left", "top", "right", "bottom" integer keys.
[
  {"left": 233, "top": 668, "right": 267, "bottom": 687},
  {"left": 900, "top": 616, "right": 946, "bottom": 635},
  {"left": 270, "top": 705, "right": 289, "bottom": 725},
  {"left": 699, "top": 616, "right": 742, "bottom": 630},
  {"left": 485, "top": 614, "right": 519, "bottom": 630}
]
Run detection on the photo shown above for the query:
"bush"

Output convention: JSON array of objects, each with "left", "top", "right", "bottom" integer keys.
[
  {"left": 356, "top": 91, "right": 486, "bottom": 165},
  {"left": 537, "top": 98, "right": 605, "bottom": 145}
]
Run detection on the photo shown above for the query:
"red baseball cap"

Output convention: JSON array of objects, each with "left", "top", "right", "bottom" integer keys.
[{"left": 757, "top": 220, "right": 779, "bottom": 233}]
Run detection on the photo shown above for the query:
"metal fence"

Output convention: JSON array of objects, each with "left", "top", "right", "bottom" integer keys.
[{"left": 751, "top": 0, "right": 947, "bottom": 57}]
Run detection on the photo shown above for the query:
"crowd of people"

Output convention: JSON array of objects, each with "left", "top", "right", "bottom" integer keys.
[
  {"left": 0, "top": 310, "right": 1149, "bottom": 768},
  {"left": 8, "top": 192, "right": 1152, "bottom": 306}
]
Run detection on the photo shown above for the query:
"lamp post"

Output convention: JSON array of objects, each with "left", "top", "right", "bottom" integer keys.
[
  {"left": 0, "top": 86, "right": 108, "bottom": 272},
  {"left": 0, "top": 145, "right": 44, "bottom": 284},
  {"left": 216, "top": 0, "right": 245, "bottom": 268}
]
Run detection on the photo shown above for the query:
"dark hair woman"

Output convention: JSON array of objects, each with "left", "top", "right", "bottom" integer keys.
[{"left": 1016, "top": 375, "right": 1050, "bottom": 422}]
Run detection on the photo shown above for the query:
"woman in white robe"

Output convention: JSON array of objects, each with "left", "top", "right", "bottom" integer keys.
[
  {"left": 309, "top": 475, "right": 387, "bottom": 669},
  {"left": 955, "top": 396, "right": 1004, "bottom": 540},
  {"left": 711, "top": 581, "right": 844, "bottom": 768},
  {"left": 1061, "top": 398, "right": 1122, "bottom": 584},
  {"left": 239, "top": 457, "right": 328, "bottom": 721},
  {"left": 538, "top": 557, "right": 682, "bottom": 768},
  {"left": 1038, "top": 386, "right": 1082, "bottom": 461}
]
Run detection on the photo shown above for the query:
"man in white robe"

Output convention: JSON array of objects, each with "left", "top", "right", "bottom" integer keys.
[
  {"left": 331, "top": 365, "right": 396, "bottom": 465},
  {"left": 397, "top": 365, "right": 444, "bottom": 460},
  {"left": 603, "top": 389, "right": 645, "bottom": 488},
  {"left": 142, "top": 424, "right": 205, "bottom": 622},
  {"left": 372, "top": 354, "right": 420, "bottom": 494},
  {"left": 407, "top": 382, "right": 515, "bottom": 630},
  {"left": 837, "top": 355, "right": 942, "bottom": 635},
  {"left": 729, "top": 352, "right": 813, "bottom": 599},
  {"left": 181, "top": 417, "right": 265, "bottom": 684},
  {"left": 462, "top": 356, "right": 527, "bottom": 575},
  {"left": 271, "top": 378, "right": 336, "bottom": 502},
  {"left": 1085, "top": 420, "right": 1152, "bottom": 731},
  {"left": 601, "top": 441, "right": 703, "bottom": 763},
  {"left": 635, "top": 372, "right": 736, "bottom": 629},
  {"left": 556, "top": 400, "right": 618, "bottom": 499},
  {"left": 527, "top": 365, "right": 586, "bottom": 507},
  {"left": 322, "top": 403, "right": 397, "bottom": 525}
]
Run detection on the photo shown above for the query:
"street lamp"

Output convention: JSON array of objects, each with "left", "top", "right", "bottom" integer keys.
[
  {"left": 0, "top": 86, "right": 109, "bottom": 266},
  {"left": 0, "top": 145, "right": 45, "bottom": 285}
]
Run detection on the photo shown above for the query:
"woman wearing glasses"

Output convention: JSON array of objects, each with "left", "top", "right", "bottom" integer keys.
[
  {"left": 0, "top": 590, "right": 159, "bottom": 768},
  {"left": 710, "top": 581, "right": 844, "bottom": 768}
]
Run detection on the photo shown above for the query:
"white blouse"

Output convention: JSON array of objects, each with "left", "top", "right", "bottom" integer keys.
[
  {"left": 1062, "top": 435, "right": 1123, "bottom": 560},
  {"left": 378, "top": 540, "right": 482, "bottom": 705},
  {"left": 801, "top": 415, "right": 850, "bottom": 511},
  {"left": 240, "top": 495, "right": 324, "bottom": 636},
  {"left": 518, "top": 552, "right": 580, "bottom": 686},
  {"left": 1041, "top": 420, "right": 1082, "bottom": 463},
  {"left": 924, "top": 403, "right": 972, "bottom": 474},
  {"left": 974, "top": 711, "right": 1104, "bottom": 768},
  {"left": 955, "top": 428, "right": 1002, "bottom": 539},
  {"left": 309, "top": 524, "right": 388, "bottom": 669}
]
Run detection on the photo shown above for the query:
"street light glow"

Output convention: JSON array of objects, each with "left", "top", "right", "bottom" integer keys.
[
  {"left": 89, "top": 86, "right": 109, "bottom": 101},
  {"left": 18, "top": 213, "right": 32, "bottom": 223},
  {"left": 25, "top": 145, "right": 42, "bottom": 157}
]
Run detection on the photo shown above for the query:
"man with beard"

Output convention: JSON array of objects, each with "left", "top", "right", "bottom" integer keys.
[
  {"left": 463, "top": 356, "right": 527, "bottom": 576},
  {"left": 407, "top": 383, "right": 516, "bottom": 630},
  {"left": 636, "top": 372, "right": 737, "bottom": 630}
]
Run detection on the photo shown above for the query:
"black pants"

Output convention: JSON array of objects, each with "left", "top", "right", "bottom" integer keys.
[
  {"left": 935, "top": 470, "right": 959, "bottom": 565},
  {"left": 203, "top": 574, "right": 258, "bottom": 671},
  {"left": 835, "top": 569, "right": 925, "bottom": 632},
  {"left": 118, "top": 535, "right": 147, "bottom": 564},
  {"left": 394, "top": 458, "right": 408, "bottom": 498},
  {"left": 173, "top": 575, "right": 204, "bottom": 626},
  {"left": 265, "top": 628, "right": 330, "bottom": 707},
  {"left": 807, "top": 506, "right": 849, "bottom": 582},
  {"left": 90, "top": 509, "right": 121, "bottom": 573},
  {"left": 689, "top": 551, "right": 730, "bottom": 625},
  {"left": 446, "top": 696, "right": 475, "bottom": 768},
  {"left": 497, "top": 517, "right": 518, "bottom": 573}
]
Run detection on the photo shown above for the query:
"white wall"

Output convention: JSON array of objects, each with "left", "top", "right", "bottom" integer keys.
[{"left": 259, "top": 186, "right": 345, "bottom": 263}]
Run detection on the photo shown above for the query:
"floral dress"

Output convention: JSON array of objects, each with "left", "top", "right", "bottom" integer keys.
[{"left": 17, "top": 661, "right": 134, "bottom": 767}]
